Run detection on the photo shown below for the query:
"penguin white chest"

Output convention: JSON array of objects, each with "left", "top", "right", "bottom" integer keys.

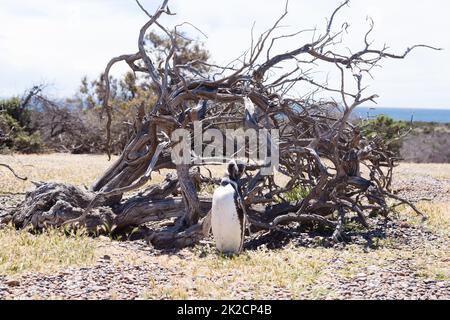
[{"left": 211, "top": 184, "right": 244, "bottom": 254}]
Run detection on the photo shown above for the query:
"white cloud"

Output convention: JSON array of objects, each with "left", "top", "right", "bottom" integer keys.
[
  {"left": 0, "top": 0, "right": 449, "bottom": 108},
  {"left": 0, "top": 0, "right": 147, "bottom": 97}
]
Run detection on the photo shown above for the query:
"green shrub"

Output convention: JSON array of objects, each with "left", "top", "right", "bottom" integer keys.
[
  {"left": 0, "top": 97, "right": 32, "bottom": 130},
  {"left": 277, "top": 186, "right": 311, "bottom": 203},
  {"left": 361, "top": 115, "right": 409, "bottom": 156},
  {"left": 0, "top": 98, "right": 43, "bottom": 153},
  {"left": 13, "top": 131, "right": 43, "bottom": 153}
]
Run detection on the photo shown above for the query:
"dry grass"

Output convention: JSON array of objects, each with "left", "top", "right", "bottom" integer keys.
[
  {"left": 0, "top": 153, "right": 291, "bottom": 195},
  {"left": 0, "top": 154, "right": 449, "bottom": 298},
  {"left": 401, "top": 201, "right": 450, "bottom": 235},
  {"left": 412, "top": 242, "right": 450, "bottom": 281},
  {"left": 144, "top": 246, "right": 341, "bottom": 299},
  {"left": 394, "top": 163, "right": 450, "bottom": 179},
  {"left": 141, "top": 232, "right": 450, "bottom": 299},
  {"left": 0, "top": 225, "right": 97, "bottom": 276},
  {"left": 144, "top": 195, "right": 449, "bottom": 299},
  {"left": 0, "top": 153, "right": 118, "bottom": 194},
  {"left": 4, "top": 154, "right": 445, "bottom": 193},
  {"left": 335, "top": 243, "right": 449, "bottom": 282},
  {"left": 0, "top": 153, "right": 179, "bottom": 194}
]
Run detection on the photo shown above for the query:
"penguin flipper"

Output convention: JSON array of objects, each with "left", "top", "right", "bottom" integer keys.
[{"left": 235, "top": 193, "right": 247, "bottom": 253}]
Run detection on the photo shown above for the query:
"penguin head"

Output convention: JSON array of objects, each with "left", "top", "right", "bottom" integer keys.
[{"left": 227, "top": 160, "right": 245, "bottom": 182}]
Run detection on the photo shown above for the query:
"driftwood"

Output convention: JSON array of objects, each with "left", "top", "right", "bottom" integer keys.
[{"left": 3, "top": 0, "right": 440, "bottom": 248}]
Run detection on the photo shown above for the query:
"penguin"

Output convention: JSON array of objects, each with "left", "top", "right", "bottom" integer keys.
[{"left": 211, "top": 160, "right": 247, "bottom": 255}]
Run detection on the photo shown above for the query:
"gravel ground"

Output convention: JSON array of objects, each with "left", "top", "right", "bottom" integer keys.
[
  {"left": 0, "top": 259, "right": 157, "bottom": 300},
  {"left": 0, "top": 218, "right": 448, "bottom": 300},
  {"left": 328, "top": 220, "right": 449, "bottom": 300},
  {"left": 332, "top": 263, "right": 449, "bottom": 300},
  {"left": 0, "top": 260, "right": 179, "bottom": 300},
  {"left": 393, "top": 176, "right": 450, "bottom": 202},
  {"left": 0, "top": 170, "right": 449, "bottom": 300}
]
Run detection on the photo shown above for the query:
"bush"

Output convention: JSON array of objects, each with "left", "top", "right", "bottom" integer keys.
[
  {"left": 361, "top": 115, "right": 409, "bottom": 156},
  {"left": 12, "top": 132, "right": 43, "bottom": 153},
  {"left": 0, "top": 98, "right": 44, "bottom": 153},
  {"left": 0, "top": 97, "right": 32, "bottom": 129}
]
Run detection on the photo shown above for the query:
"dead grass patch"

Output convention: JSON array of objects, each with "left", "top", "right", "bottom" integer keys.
[
  {"left": 400, "top": 201, "right": 450, "bottom": 235},
  {"left": 143, "top": 245, "right": 340, "bottom": 299},
  {"left": 0, "top": 225, "right": 97, "bottom": 276}
]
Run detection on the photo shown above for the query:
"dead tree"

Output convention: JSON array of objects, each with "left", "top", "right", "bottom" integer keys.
[{"left": 2, "top": 0, "right": 440, "bottom": 248}]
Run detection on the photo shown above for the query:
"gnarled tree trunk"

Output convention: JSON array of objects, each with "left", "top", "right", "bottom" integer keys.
[{"left": 2, "top": 0, "right": 438, "bottom": 249}]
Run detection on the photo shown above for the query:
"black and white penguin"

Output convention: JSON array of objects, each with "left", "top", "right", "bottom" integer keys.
[{"left": 211, "top": 160, "right": 247, "bottom": 255}]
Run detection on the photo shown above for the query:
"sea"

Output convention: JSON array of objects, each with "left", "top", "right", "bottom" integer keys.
[{"left": 354, "top": 107, "right": 450, "bottom": 123}]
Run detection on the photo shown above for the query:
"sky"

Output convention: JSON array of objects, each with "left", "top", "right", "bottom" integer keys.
[{"left": 0, "top": 0, "right": 449, "bottom": 109}]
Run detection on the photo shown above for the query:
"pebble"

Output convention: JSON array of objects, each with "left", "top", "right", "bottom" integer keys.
[
  {"left": 1, "top": 174, "right": 449, "bottom": 300},
  {"left": 5, "top": 280, "right": 20, "bottom": 287}
]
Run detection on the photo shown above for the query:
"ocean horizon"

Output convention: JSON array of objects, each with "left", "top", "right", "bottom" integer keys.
[{"left": 354, "top": 107, "right": 450, "bottom": 123}]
